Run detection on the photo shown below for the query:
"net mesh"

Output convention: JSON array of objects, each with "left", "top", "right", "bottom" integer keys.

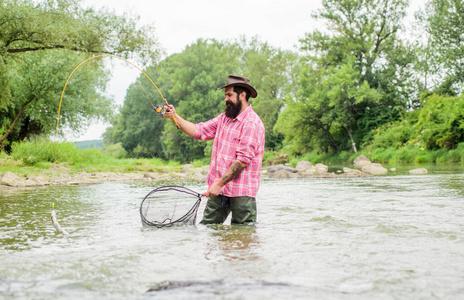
[{"left": 140, "top": 185, "right": 202, "bottom": 228}]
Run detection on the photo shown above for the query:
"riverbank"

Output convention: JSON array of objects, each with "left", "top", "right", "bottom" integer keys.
[
  {"left": 1, "top": 155, "right": 450, "bottom": 193},
  {"left": 2, "top": 139, "right": 463, "bottom": 193},
  {"left": 0, "top": 163, "right": 208, "bottom": 191}
]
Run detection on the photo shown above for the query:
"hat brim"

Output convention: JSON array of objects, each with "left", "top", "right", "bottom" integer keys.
[{"left": 222, "top": 83, "right": 258, "bottom": 98}]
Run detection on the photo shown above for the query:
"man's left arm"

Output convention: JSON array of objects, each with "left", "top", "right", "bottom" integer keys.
[{"left": 204, "top": 160, "right": 247, "bottom": 196}]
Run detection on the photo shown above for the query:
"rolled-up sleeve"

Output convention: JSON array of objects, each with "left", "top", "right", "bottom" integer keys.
[
  {"left": 194, "top": 114, "right": 221, "bottom": 140},
  {"left": 236, "top": 121, "right": 262, "bottom": 165}
]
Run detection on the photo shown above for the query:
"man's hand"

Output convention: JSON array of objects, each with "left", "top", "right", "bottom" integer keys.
[
  {"left": 163, "top": 104, "right": 176, "bottom": 119},
  {"left": 203, "top": 178, "right": 224, "bottom": 197}
]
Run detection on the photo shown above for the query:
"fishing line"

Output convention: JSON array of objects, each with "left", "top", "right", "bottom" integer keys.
[{"left": 55, "top": 53, "right": 179, "bottom": 137}]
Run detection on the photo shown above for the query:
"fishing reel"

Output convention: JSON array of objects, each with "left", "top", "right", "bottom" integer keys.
[
  {"left": 152, "top": 104, "right": 167, "bottom": 116},
  {"left": 152, "top": 103, "right": 180, "bottom": 128}
]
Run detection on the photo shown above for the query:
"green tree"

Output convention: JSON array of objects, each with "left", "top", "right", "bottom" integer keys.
[
  {"left": 0, "top": 0, "right": 159, "bottom": 150},
  {"left": 423, "top": 0, "right": 464, "bottom": 94},
  {"left": 0, "top": 51, "right": 111, "bottom": 147},
  {"left": 276, "top": 0, "right": 413, "bottom": 154},
  {"left": 276, "top": 59, "right": 381, "bottom": 153},
  {"left": 239, "top": 38, "right": 298, "bottom": 149},
  {"left": 103, "top": 78, "right": 166, "bottom": 157},
  {"left": 0, "top": 0, "right": 157, "bottom": 59}
]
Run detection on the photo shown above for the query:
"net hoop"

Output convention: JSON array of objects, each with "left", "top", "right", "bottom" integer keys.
[{"left": 140, "top": 185, "right": 202, "bottom": 228}]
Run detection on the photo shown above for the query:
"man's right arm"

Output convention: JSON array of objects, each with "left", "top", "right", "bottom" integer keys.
[{"left": 163, "top": 105, "right": 197, "bottom": 138}]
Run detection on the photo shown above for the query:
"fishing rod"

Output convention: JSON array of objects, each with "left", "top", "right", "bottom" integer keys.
[{"left": 55, "top": 53, "right": 179, "bottom": 137}]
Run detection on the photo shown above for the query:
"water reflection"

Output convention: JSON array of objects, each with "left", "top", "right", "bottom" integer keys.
[
  {"left": 439, "top": 174, "right": 464, "bottom": 197},
  {"left": 204, "top": 225, "right": 259, "bottom": 261}
]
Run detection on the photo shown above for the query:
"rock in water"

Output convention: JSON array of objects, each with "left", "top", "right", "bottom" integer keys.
[
  {"left": 361, "top": 163, "right": 388, "bottom": 176},
  {"left": 409, "top": 168, "right": 428, "bottom": 175},
  {"left": 353, "top": 155, "right": 371, "bottom": 169}
]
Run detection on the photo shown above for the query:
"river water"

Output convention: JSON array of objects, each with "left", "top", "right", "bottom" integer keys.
[{"left": 1, "top": 173, "right": 463, "bottom": 299}]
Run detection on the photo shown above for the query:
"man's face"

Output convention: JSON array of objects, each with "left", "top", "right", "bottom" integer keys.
[{"left": 224, "top": 87, "right": 242, "bottom": 119}]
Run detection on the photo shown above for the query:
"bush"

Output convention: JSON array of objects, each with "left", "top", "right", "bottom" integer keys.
[
  {"left": 0, "top": 151, "right": 9, "bottom": 160},
  {"left": 367, "top": 115, "right": 416, "bottom": 150},
  {"left": 12, "top": 139, "right": 79, "bottom": 165},
  {"left": 435, "top": 144, "right": 464, "bottom": 164},
  {"left": 300, "top": 151, "right": 324, "bottom": 164},
  {"left": 263, "top": 151, "right": 288, "bottom": 165},
  {"left": 102, "top": 143, "right": 127, "bottom": 159},
  {"left": 416, "top": 94, "right": 464, "bottom": 149},
  {"left": 366, "top": 94, "right": 464, "bottom": 152},
  {"left": 192, "top": 158, "right": 209, "bottom": 167},
  {"left": 11, "top": 138, "right": 107, "bottom": 166},
  {"left": 369, "top": 147, "right": 395, "bottom": 163},
  {"left": 414, "top": 152, "right": 434, "bottom": 164},
  {"left": 395, "top": 146, "right": 421, "bottom": 163}
]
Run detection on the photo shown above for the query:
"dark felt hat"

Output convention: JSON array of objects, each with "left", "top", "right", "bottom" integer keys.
[{"left": 222, "top": 75, "right": 257, "bottom": 98}]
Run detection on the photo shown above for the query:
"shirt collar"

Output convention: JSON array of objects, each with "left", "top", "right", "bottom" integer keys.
[{"left": 234, "top": 105, "right": 252, "bottom": 122}]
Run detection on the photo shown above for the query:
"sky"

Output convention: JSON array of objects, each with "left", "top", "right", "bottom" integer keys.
[{"left": 68, "top": 0, "right": 424, "bottom": 141}]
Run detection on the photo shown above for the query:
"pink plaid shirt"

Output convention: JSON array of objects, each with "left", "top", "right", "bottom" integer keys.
[{"left": 194, "top": 106, "right": 265, "bottom": 197}]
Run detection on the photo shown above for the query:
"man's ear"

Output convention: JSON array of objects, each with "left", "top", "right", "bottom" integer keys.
[{"left": 240, "top": 91, "right": 247, "bottom": 101}]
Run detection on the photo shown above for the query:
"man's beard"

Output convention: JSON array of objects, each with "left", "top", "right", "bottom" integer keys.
[{"left": 225, "top": 100, "right": 242, "bottom": 119}]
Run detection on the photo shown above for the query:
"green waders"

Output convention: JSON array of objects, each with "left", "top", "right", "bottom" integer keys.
[{"left": 200, "top": 195, "right": 257, "bottom": 225}]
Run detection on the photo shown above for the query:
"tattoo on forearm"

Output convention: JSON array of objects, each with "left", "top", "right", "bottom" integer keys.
[{"left": 221, "top": 161, "right": 246, "bottom": 185}]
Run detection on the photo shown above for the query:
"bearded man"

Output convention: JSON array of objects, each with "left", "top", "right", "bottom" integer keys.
[{"left": 163, "top": 75, "right": 265, "bottom": 225}]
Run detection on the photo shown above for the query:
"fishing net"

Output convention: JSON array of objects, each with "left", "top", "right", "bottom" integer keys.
[{"left": 140, "top": 185, "right": 203, "bottom": 228}]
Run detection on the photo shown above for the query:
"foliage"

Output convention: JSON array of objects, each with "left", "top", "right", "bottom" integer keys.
[
  {"left": 423, "top": 0, "right": 464, "bottom": 94},
  {"left": 276, "top": 59, "right": 382, "bottom": 154},
  {"left": 367, "top": 94, "right": 464, "bottom": 151},
  {"left": 365, "top": 112, "right": 418, "bottom": 150},
  {"left": 276, "top": 0, "right": 413, "bottom": 155},
  {"left": 104, "top": 78, "right": 167, "bottom": 158},
  {"left": 365, "top": 143, "right": 464, "bottom": 165},
  {"left": 102, "top": 143, "right": 127, "bottom": 159},
  {"left": 0, "top": 0, "right": 158, "bottom": 60},
  {"left": 238, "top": 38, "right": 299, "bottom": 149},
  {"left": 0, "top": 0, "right": 160, "bottom": 150},
  {"left": 1, "top": 51, "right": 111, "bottom": 144},
  {"left": 263, "top": 151, "right": 289, "bottom": 166},
  {"left": 362, "top": 93, "right": 464, "bottom": 165},
  {"left": 416, "top": 94, "right": 464, "bottom": 149},
  {"left": 158, "top": 39, "right": 241, "bottom": 162}
]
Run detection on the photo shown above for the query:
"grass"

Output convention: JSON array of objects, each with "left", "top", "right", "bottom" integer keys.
[{"left": 1, "top": 139, "right": 186, "bottom": 175}]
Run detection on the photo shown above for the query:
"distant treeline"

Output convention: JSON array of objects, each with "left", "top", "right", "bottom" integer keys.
[
  {"left": 74, "top": 139, "right": 103, "bottom": 149},
  {"left": 1, "top": 0, "right": 463, "bottom": 165}
]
